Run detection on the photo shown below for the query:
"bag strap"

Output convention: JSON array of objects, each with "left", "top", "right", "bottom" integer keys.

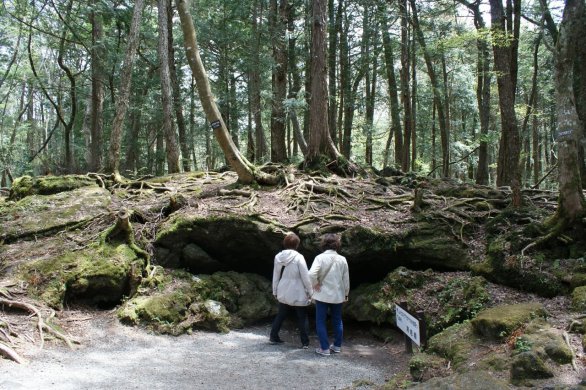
[
  {"left": 278, "top": 265, "right": 286, "bottom": 282},
  {"left": 318, "top": 256, "right": 336, "bottom": 284}
]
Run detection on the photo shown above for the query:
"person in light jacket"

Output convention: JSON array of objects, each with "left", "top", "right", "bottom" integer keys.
[
  {"left": 308, "top": 233, "right": 349, "bottom": 356},
  {"left": 270, "top": 232, "right": 313, "bottom": 348}
]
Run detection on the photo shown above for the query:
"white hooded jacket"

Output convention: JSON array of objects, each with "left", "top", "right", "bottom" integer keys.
[{"left": 272, "top": 249, "right": 313, "bottom": 306}]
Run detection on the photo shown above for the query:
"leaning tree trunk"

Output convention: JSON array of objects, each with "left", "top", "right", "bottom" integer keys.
[{"left": 175, "top": 0, "right": 276, "bottom": 184}]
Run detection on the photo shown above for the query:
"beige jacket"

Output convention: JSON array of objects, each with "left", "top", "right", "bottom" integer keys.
[{"left": 308, "top": 250, "right": 349, "bottom": 304}]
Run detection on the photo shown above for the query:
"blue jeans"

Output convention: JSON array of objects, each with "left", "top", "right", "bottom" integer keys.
[
  {"left": 270, "top": 303, "right": 310, "bottom": 346},
  {"left": 315, "top": 300, "right": 343, "bottom": 350}
]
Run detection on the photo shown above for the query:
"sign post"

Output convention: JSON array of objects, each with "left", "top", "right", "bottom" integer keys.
[{"left": 395, "top": 302, "right": 426, "bottom": 353}]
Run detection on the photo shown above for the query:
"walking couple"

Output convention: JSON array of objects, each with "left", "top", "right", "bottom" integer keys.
[{"left": 269, "top": 232, "right": 350, "bottom": 356}]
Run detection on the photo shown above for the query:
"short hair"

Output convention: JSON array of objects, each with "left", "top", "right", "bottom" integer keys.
[
  {"left": 283, "top": 232, "right": 300, "bottom": 249},
  {"left": 320, "top": 233, "right": 341, "bottom": 251}
]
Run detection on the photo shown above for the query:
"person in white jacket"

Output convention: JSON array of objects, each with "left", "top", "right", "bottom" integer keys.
[
  {"left": 308, "top": 234, "right": 349, "bottom": 356},
  {"left": 270, "top": 233, "right": 313, "bottom": 348}
]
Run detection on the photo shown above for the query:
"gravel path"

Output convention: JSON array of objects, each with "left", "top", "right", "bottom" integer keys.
[{"left": 0, "top": 314, "right": 408, "bottom": 390}]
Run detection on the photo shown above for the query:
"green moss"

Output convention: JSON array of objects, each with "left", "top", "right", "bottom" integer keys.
[
  {"left": 347, "top": 270, "right": 490, "bottom": 338},
  {"left": 409, "top": 352, "right": 449, "bottom": 382},
  {"left": 572, "top": 286, "right": 586, "bottom": 312},
  {"left": 471, "top": 303, "right": 546, "bottom": 340},
  {"left": 9, "top": 175, "right": 97, "bottom": 200},
  {"left": 21, "top": 241, "right": 141, "bottom": 309},
  {"left": 427, "top": 322, "right": 480, "bottom": 368},
  {"left": 510, "top": 351, "right": 554, "bottom": 385},
  {"left": 117, "top": 270, "right": 275, "bottom": 335}
]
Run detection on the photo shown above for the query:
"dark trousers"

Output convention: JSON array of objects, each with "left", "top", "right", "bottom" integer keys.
[{"left": 270, "top": 303, "right": 310, "bottom": 346}]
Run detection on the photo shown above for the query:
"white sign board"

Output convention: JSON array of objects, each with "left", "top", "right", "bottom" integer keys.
[{"left": 395, "top": 304, "right": 422, "bottom": 346}]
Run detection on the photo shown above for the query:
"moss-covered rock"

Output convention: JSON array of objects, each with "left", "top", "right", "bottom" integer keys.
[
  {"left": 9, "top": 175, "right": 98, "bottom": 201},
  {"left": 572, "top": 286, "right": 586, "bottom": 312},
  {"left": 118, "top": 270, "right": 276, "bottom": 334},
  {"left": 21, "top": 241, "right": 143, "bottom": 309},
  {"left": 510, "top": 351, "right": 554, "bottom": 385},
  {"left": 0, "top": 186, "right": 111, "bottom": 243},
  {"left": 409, "top": 352, "right": 450, "bottom": 382},
  {"left": 518, "top": 319, "right": 573, "bottom": 364},
  {"left": 427, "top": 322, "right": 480, "bottom": 368},
  {"left": 471, "top": 302, "right": 546, "bottom": 340},
  {"left": 346, "top": 268, "right": 490, "bottom": 337},
  {"left": 409, "top": 371, "right": 510, "bottom": 390}
]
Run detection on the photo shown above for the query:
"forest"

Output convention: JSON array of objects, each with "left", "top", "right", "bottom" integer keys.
[
  {"left": 1, "top": 0, "right": 586, "bottom": 388},
  {"left": 0, "top": 0, "right": 582, "bottom": 191}
]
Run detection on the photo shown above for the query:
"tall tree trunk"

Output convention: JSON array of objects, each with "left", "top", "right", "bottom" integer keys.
[
  {"left": 54, "top": 0, "right": 76, "bottom": 173},
  {"left": 400, "top": 0, "right": 412, "bottom": 172},
  {"left": 167, "top": 0, "right": 190, "bottom": 172},
  {"left": 521, "top": 34, "right": 542, "bottom": 185},
  {"left": 381, "top": 11, "right": 402, "bottom": 169},
  {"left": 89, "top": 2, "right": 105, "bottom": 172},
  {"left": 411, "top": 36, "right": 417, "bottom": 171},
  {"left": 107, "top": 0, "right": 145, "bottom": 178},
  {"left": 489, "top": 0, "right": 521, "bottom": 207},
  {"left": 270, "top": 0, "right": 288, "bottom": 162},
  {"left": 327, "top": 0, "right": 341, "bottom": 143},
  {"left": 287, "top": 2, "right": 308, "bottom": 156},
  {"left": 554, "top": 0, "right": 585, "bottom": 222},
  {"left": 456, "top": 0, "right": 492, "bottom": 185},
  {"left": 307, "top": 0, "right": 339, "bottom": 162},
  {"left": 532, "top": 97, "right": 541, "bottom": 187},
  {"left": 409, "top": 0, "right": 448, "bottom": 176},
  {"left": 158, "top": 0, "right": 180, "bottom": 173},
  {"left": 250, "top": 0, "right": 267, "bottom": 162}
]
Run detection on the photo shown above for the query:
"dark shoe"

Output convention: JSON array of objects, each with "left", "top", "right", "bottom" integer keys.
[
  {"left": 302, "top": 344, "right": 309, "bottom": 349},
  {"left": 270, "top": 338, "right": 284, "bottom": 344}
]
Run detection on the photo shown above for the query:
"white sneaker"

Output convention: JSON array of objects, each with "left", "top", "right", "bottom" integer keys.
[{"left": 330, "top": 345, "right": 341, "bottom": 353}]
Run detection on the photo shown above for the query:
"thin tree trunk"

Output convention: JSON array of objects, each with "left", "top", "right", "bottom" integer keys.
[
  {"left": 270, "top": 0, "right": 289, "bottom": 162},
  {"left": 381, "top": 10, "right": 402, "bottom": 169},
  {"left": 167, "top": 0, "right": 190, "bottom": 172},
  {"left": 400, "top": 0, "right": 412, "bottom": 172},
  {"left": 410, "top": 0, "right": 449, "bottom": 177},
  {"left": 250, "top": 0, "right": 267, "bottom": 162},
  {"left": 158, "top": 0, "right": 180, "bottom": 173},
  {"left": 107, "top": 0, "right": 145, "bottom": 178},
  {"left": 90, "top": 2, "right": 105, "bottom": 172}
]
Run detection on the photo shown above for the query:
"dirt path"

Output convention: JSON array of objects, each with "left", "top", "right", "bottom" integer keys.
[{"left": 0, "top": 313, "right": 409, "bottom": 390}]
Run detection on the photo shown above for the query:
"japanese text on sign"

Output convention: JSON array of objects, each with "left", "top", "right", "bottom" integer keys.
[{"left": 396, "top": 304, "right": 422, "bottom": 346}]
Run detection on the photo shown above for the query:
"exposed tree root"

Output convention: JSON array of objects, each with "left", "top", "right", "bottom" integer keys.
[
  {"left": 0, "top": 295, "right": 80, "bottom": 363},
  {"left": 0, "top": 341, "right": 25, "bottom": 364}
]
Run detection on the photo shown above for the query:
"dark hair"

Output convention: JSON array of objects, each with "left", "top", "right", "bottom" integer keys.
[
  {"left": 283, "top": 232, "right": 300, "bottom": 249},
  {"left": 320, "top": 233, "right": 341, "bottom": 251}
]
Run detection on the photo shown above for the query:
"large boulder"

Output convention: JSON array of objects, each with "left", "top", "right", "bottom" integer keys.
[
  {"left": 345, "top": 268, "right": 490, "bottom": 336},
  {"left": 409, "top": 371, "right": 510, "bottom": 390},
  {"left": 118, "top": 270, "right": 276, "bottom": 334},
  {"left": 471, "top": 302, "right": 547, "bottom": 340},
  {"left": 19, "top": 241, "right": 143, "bottom": 309}
]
